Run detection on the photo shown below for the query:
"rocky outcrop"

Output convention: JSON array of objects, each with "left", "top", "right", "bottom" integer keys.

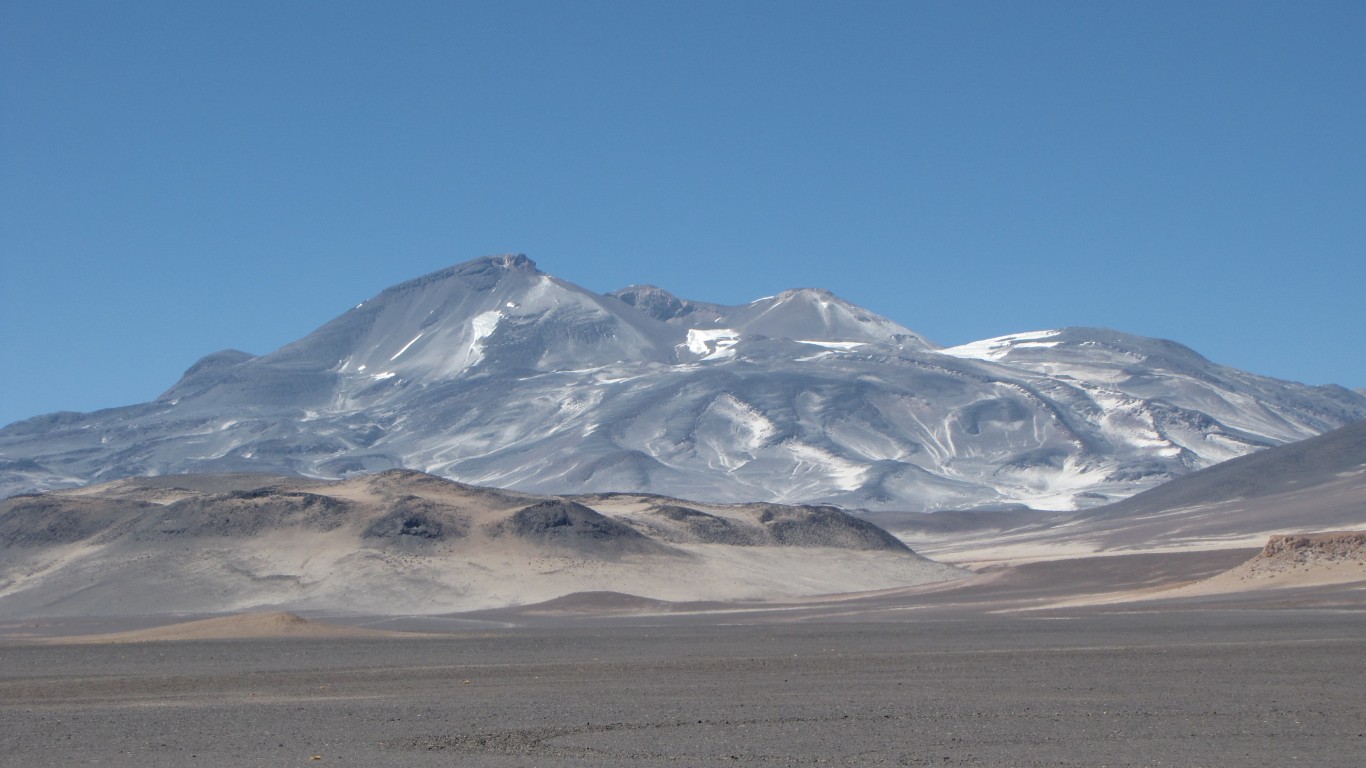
[
  {"left": 138, "top": 489, "right": 355, "bottom": 538},
  {"left": 495, "top": 500, "right": 671, "bottom": 556},
  {"left": 1260, "top": 532, "right": 1366, "bottom": 564},
  {"left": 362, "top": 495, "right": 469, "bottom": 541}
]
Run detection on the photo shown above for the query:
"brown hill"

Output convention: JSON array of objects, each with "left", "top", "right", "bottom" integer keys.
[{"left": 0, "top": 470, "right": 964, "bottom": 619}]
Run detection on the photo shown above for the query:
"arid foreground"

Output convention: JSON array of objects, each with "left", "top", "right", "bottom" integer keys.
[
  {"left": 4, "top": 421, "right": 1365, "bottom": 767},
  {"left": 2, "top": 607, "right": 1364, "bottom": 768}
]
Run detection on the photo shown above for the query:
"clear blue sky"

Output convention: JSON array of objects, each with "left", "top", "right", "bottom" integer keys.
[{"left": 2, "top": 1, "right": 1364, "bottom": 427}]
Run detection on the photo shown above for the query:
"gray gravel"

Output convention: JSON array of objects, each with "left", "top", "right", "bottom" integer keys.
[{"left": 3, "top": 610, "right": 1364, "bottom": 767}]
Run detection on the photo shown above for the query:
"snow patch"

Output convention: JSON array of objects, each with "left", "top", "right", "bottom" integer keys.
[
  {"left": 390, "top": 333, "right": 424, "bottom": 361},
  {"left": 798, "top": 340, "right": 865, "bottom": 351},
  {"left": 686, "top": 328, "right": 741, "bottom": 361},
  {"left": 460, "top": 310, "right": 504, "bottom": 369},
  {"left": 770, "top": 440, "right": 863, "bottom": 491},
  {"left": 988, "top": 455, "right": 1101, "bottom": 511},
  {"left": 785, "top": 442, "right": 867, "bottom": 492},
  {"left": 940, "top": 330, "right": 1062, "bottom": 361},
  {"left": 708, "top": 394, "right": 777, "bottom": 453},
  {"left": 470, "top": 310, "right": 502, "bottom": 340},
  {"left": 1090, "top": 390, "right": 1174, "bottom": 452}
]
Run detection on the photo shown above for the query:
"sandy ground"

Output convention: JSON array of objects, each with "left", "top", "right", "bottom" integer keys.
[
  {"left": 2, "top": 610, "right": 1364, "bottom": 767},
  {"left": 6, "top": 538, "right": 1363, "bottom": 636},
  {"left": 2, "top": 541, "right": 1365, "bottom": 767},
  {"left": 1036, "top": 554, "right": 1366, "bottom": 610},
  {"left": 34, "top": 612, "right": 432, "bottom": 644}
]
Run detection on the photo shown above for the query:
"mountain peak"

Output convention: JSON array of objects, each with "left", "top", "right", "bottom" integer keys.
[
  {"left": 610, "top": 284, "right": 678, "bottom": 306},
  {"left": 613, "top": 283, "right": 672, "bottom": 297},
  {"left": 380, "top": 254, "right": 539, "bottom": 297},
  {"left": 773, "top": 287, "right": 837, "bottom": 302},
  {"left": 735, "top": 288, "right": 935, "bottom": 348},
  {"left": 480, "top": 253, "right": 537, "bottom": 272},
  {"left": 609, "top": 285, "right": 724, "bottom": 324}
]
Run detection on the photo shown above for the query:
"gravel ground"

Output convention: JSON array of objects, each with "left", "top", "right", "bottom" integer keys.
[{"left": 2, "top": 610, "right": 1364, "bottom": 767}]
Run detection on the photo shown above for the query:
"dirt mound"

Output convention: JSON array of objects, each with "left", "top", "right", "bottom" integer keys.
[{"left": 47, "top": 612, "right": 424, "bottom": 643}]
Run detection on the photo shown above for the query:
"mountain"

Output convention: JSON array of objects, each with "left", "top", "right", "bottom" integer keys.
[
  {"left": 1075, "top": 417, "right": 1366, "bottom": 534},
  {"left": 2, "top": 254, "right": 1363, "bottom": 512},
  {"left": 0, "top": 470, "right": 962, "bottom": 618},
  {"left": 887, "top": 419, "right": 1366, "bottom": 562},
  {"left": 611, "top": 283, "right": 935, "bottom": 349}
]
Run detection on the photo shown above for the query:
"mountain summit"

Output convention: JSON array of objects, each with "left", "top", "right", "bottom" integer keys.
[{"left": 3, "top": 255, "right": 1364, "bottom": 511}]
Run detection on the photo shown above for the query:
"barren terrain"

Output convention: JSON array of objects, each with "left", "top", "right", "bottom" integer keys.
[
  {"left": 3, "top": 611, "right": 1364, "bottom": 767},
  {"left": 0, "top": 471, "right": 963, "bottom": 619},
  {"left": 3, "top": 421, "right": 1365, "bottom": 766}
]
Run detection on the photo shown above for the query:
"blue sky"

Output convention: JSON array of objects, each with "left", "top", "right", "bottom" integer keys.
[{"left": 2, "top": 1, "right": 1364, "bottom": 427}]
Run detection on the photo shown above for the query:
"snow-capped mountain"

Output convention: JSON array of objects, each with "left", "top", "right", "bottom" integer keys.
[{"left": 3, "top": 254, "right": 1364, "bottom": 512}]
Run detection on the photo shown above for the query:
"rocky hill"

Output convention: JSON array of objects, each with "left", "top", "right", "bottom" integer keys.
[{"left": 0, "top": 470, "right": 962, "bottom": 618}]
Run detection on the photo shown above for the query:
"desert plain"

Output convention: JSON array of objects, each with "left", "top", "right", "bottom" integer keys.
[{"left": 3, "top": 535, "right": 1365, "bottom": 768}]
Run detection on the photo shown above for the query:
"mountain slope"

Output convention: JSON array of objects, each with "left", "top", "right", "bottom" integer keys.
[
  {"left": 892, "top": 419, "right": 1366, "bottom": 565},
  {"left": 1078, "top": 417, "right": 1366, "bottom": 526},
  {"left": 2, "top": 254, "right": 1363, "bottom": 512}
]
